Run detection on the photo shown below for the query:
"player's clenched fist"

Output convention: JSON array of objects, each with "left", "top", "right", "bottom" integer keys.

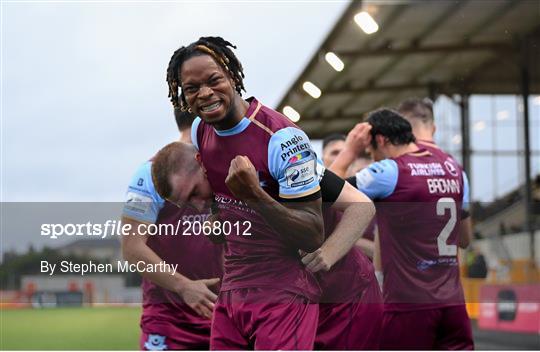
[
  {"left": 345, "top": 122, "right": 372, "bottom": 153},
  {"left": 225, "top": 156, "right": 261, "bottom": 201}
]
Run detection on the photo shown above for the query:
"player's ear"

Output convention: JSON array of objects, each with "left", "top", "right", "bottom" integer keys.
[
  {"left": 226, "top": 75, "right": 236, "bottom": 89},
  {"left": 375, "top": 135, "right": 386, "bottom": 148},
  {"left": 431, "top": 124, "right": 436, "bottom": 136},
  {"left": 195, "top": 153, "right": 207, "bottom": 174}
]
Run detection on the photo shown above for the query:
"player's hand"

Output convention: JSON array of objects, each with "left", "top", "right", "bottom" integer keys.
[
  {"left": 177, "top": 278, "right": 220, "bottom": 319},
  {"left": 225, "top": 156, "right": 261, "bottom": 201},
  {"left": 301, "top": 248, "right": 334, "bottom": 273},
  {"left": 344, "top": 123, "right": 372, "bottom": 154}
]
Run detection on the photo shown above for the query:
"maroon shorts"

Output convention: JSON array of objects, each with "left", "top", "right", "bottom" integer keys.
[
  {"left": 210, "top": 288, "right": 319, "bottom": 350},
  {"left": 380, "top": 304, "right": 474, "bottom": 350},
  {"left": 316, "top": 277, "right": 383, "bottom": 350}
]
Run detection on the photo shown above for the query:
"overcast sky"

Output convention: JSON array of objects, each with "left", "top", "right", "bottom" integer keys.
[
  {"left": 2, "top": 0, "right": 349, "bottom": 202},
  {"left": 2, "top": 1, "right": 539, "bottom": 205}
]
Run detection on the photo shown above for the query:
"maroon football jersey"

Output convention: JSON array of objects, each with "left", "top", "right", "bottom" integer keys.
[
  {"left": 123, "top": 160, "right": 223, "bottom": 345},
  {"left": 354, "top": 149, "right": 466, "bottom": 311},
  {"left": 417, "top": 139, "right": 460, "bottom": 167},
  {"left": 417, "top": 139, "right": 471, "bottom": 218},
  {"left": 192, "top": 97, "right": 322, "bottom": 301},
  {"left": 141, "top": 204, "right": 224, "bottom": 337}
]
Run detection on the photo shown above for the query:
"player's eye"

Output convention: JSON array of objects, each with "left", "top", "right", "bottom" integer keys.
[
  {"left": 209, "top": 76, "right": 222, "bottom": 85},
  {"left": 183, "top": 86, "right": 198, "bottom": 94}
]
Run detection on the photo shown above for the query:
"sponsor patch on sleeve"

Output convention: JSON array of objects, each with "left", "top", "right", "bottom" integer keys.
[
  {"left": 285, "top": 159, "right": 316, "bottom": 188},
  {"left": 287, "top": 150, "right": 311, "bottom": 164},
  {"left": 124, "top": 191, "right": 153, "bottom": 215},
  {"left": 357, "top": 168, "right": 375, "bottom": 189}
]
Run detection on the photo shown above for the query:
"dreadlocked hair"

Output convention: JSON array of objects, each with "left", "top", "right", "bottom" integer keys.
[{"left": 166, "top": 36, "right": 246, "bottom": 110}]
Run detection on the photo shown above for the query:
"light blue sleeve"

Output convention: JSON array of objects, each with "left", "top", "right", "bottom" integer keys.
[
  {"left": 354, "top": 159, "right": 399, "bottom": 200},
  {"left": 462, "top": 170, "right": 470, "bottom": 211},
  {"left": 191, "top": 117, "right": 202, "bottom": 151},
  {"left": 122, "top": 161, "right": 165, "bottom": 223},
  {"left": 268, "top": 127, "right": 320, "bottom": 199}
]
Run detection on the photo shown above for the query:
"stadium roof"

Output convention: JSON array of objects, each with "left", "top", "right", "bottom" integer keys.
[{"left": 276, "top": 0, "right": 540, "bottom": 138}]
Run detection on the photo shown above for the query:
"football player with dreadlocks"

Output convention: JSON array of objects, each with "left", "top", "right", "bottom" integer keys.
[{"left": 165, "top": 37, "right": 376, "bottom": 350}]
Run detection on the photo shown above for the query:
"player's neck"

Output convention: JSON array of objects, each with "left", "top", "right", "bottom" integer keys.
[
  {"left": 179, "top": 130, "right": 191, "bottom": 144},
  {"left": 412, "top": 126, "right": 435, "bottom": 142},
  {"left": 214, "top": 97, "right": 250, "bottom": 131},
  {"left": 414, "top": 132, "right": 434, "bottom": 142},
  {"left": 389, "top": 143, "right": 419, "bottom": 158}
]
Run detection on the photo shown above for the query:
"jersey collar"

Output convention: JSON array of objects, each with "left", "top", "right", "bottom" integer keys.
[
  {"left": 407, "top": 148, "right": 432, "bottom": 157},
  {"left": 213, "top": 97, "right": 260, "bottom": 136}
]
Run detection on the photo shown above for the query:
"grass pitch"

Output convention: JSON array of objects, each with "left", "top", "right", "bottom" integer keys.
[{"left": 1, "top": 306, "right": 141, "bottom": 350}]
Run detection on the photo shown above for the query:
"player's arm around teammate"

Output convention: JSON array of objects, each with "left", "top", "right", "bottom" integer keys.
[
  {"left": 121, "top": 217, "right": 218, "bottom": 319},
  {"left": 225, "top": 155, "right": 325, "bottom": 252},
  {"left": 302, "top": 172, "right": 376, "bottom": 272},
  {"left": 121, "top": 157, "right": 219, "bottom": 319}
]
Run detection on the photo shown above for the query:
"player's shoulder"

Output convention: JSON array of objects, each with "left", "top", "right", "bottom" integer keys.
[
  {"left": 123, "top": 158, "right": 164, "bottom": 223},
  {"left": 418, "top": 140, "right": 464, "bottom": 168},
  {"left": 367, "top": 158, "right": 399, "bottom": 174},
  {"left": 417, "top": 146, "right": 463, "bottom": 178},
  {"left": 252, "top": 98, "right": 298, "bottom": 134},
  {"left": 360, "top": 158, "right": 399, "bottom": 185},
  {"left": 127, "top": 160, "right": 156, "bottom": 194},
  {"left": 131, "top": 160, "right": 153, "bottom": 184},
  {"left": 354, "top": 159, "right": 399, "bottom": 199},
  {"left": 260, "top": 98, "right": 313, "bottom": 158},
  {"left": 267, "top": 124, "right": 314, "bottom": 168}
]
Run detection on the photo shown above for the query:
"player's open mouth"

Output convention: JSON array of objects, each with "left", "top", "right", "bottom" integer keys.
[{"left": 200, "top": 101, "right": 222, "bottom": 113}]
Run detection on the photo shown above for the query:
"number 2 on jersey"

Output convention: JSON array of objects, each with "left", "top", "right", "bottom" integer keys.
[{"left": 436, "top": 197, "right": 457, "bottom": 256}]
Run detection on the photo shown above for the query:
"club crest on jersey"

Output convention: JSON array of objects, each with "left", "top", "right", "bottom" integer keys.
[
  {"left": 144, "top": 334, "right": 168, "bottom": 351},
  {"left": 444, "top": 159, "right": 459, "bottom": 177},
  {"left": 417, "top": 259, "right": 437, "bottom": 271}
]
